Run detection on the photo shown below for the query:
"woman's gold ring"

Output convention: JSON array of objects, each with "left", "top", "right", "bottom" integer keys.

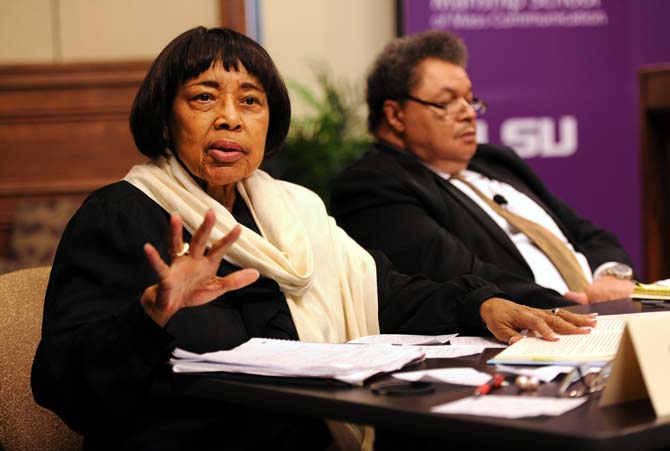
[{"left": 175, "top": 242, "right": 190, "bottom": 257}]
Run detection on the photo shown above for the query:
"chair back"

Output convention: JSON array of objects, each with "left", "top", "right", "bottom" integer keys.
[{"left": 0, "top": 266, "right": 83, "bottom": 451}]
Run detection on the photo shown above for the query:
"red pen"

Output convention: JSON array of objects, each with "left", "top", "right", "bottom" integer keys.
[{"left": 474, "top": 373, "right": 505, "bottom": 396}]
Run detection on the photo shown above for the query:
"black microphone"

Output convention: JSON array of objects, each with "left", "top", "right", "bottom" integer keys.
[{"left": 493, "top": 194, "right": 508, "bottom": 206}]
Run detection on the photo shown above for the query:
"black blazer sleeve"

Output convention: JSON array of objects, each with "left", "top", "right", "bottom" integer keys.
[
  {"left": 31, "top": 183, "right": 328, "bottom": 448},
  {"left": 32, "top": 183, "right": 176, "bottom": 433},
  {"left": 32, "top": 182, "right": 294, "bottom": 434},
  {"left": 372, "top": 251, "right": 510, "bottom": 336}
]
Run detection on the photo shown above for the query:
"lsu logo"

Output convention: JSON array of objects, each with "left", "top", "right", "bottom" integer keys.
[{"left": 477, "top": 116, "right": 578, "bottom": 158}]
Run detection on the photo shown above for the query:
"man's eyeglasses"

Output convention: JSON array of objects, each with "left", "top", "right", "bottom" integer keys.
[{"left": 405, "top": 95, "right": 487, "bottom": 117}]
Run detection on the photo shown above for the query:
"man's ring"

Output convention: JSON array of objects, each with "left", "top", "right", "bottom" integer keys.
[
  {"left": 175, "top": 242, "right": 190, "bottom": 257},
  {"left": 551, "top": 308, "right": 560, "bottom": 317}
]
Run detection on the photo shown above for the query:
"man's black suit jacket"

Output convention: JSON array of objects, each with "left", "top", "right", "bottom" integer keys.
[{"left": 332, "top": 142, "right": 634, "bottom": 309}]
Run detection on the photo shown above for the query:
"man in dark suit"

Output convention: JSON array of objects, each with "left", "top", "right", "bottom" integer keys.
[{"left": 332, "top": 30, "right": 635, "bottom": 307}]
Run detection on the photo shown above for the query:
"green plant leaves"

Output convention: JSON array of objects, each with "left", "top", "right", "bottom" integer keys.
[{"left": 262, "top": 68, "right": 370, "bottom": 210}]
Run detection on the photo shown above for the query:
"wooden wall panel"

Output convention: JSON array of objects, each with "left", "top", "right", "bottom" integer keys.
[
  {"left": 219, "top": 0, "right": 246, "bottom": 35},
  {"left": 639, "top": 66, "right": 670, "bottom": 281},
  {"left": 0, "top": 61, "right": 151, "bottom": 259}
]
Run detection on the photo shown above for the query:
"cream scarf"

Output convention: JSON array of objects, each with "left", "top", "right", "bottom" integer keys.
[{"left": 124, "top": 155, "right": 378, "bottom": 450}]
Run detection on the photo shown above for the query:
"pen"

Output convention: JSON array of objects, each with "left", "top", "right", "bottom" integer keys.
[{"left": 474, "top": 373, "right": 505, "bottom": 396}]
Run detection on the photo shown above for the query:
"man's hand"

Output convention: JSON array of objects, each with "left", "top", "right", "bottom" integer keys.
[
  {"left": 479, "top": 297, "right": 597, "bottom": 345},
  {"left": 563, "top": 276, "right": 634, "bottom": 304}
]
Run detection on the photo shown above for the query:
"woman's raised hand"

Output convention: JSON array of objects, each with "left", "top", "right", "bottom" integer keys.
[
  {"left": 141, "top": 209, "right": 259, "bottom": 327},
  {"left": 479, "top": 298, "right": 598, "bottom": 345}
]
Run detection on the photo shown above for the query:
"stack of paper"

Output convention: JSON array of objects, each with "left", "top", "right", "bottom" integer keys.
[
  {"left": 171, "top": 338, "right": 425, "bottom": 385},
  {"left": 632, "top": 280, "right": 670, "bottom": 300}
]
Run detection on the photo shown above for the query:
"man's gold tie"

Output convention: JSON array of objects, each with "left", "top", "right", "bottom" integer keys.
[{"left": 450, "top": 174, "right": 590, "bottom": 292}]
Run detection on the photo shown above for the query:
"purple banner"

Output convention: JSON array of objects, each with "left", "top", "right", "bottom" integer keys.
[{"left": 403, "top": 0, "right": 670, "bottom": 277}]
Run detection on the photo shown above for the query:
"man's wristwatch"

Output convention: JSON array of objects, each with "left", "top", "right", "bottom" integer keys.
[{"left": 596, "top": 263, "right": 634, "bottom": 281}]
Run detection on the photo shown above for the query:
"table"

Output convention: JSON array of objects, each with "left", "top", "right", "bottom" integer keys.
[{"left": 168, "top": 299, "right": 670, "bottom": 450}]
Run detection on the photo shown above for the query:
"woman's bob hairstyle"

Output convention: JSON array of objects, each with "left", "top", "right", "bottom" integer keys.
[{"left": 130, "top": 26, "right": 291, "bottom": 158}]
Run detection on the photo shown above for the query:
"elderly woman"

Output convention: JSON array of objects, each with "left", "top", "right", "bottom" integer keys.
[{"left": 32, "top": 27, "right": 595, "bottom": 451}]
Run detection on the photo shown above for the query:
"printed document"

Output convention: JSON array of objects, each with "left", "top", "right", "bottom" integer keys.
[
  {"left": 488, "top": 312, "right": 666, "bottom": 365},
  {"left": 170, "top": 338, "right": 425, "bottom": 385},
  {"left": 432, "top": 395, "right": 586, "bottom": 418}
]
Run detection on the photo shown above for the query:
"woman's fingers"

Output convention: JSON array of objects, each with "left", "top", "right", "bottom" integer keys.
[
  {"left": 170, "top": 210, "right": 241, "bottom": 262},
  {"left": 543, "top": 310, "right": 596, "bottom": 335},
  {"left": 488, "top": 322, "right": 522, "bottom": 345},
  {"left": 553, "top": 308, "right": 598, "bottom": 327},
  {"left": 215, "top": 268, "right": 260, "bottom": 293},
  {"left": 516, "top": 309, "right": 559, "bottom": 342},
  {"left": 169, "top": 213, "right": 185, "bottom": 259},
  {"left": 208, "top": 225, "right": 242, "bottom": 262},
  {"left": 144, "top": 243, "right": 170, "bottom": 279},
  {"left": 480, "top": 299, "right": 538, "bottom": 344},
  {"left": 481, "top": 298, "right": 598, "bottom": 345},
  {"left": 141, "top": 212, "right": 257, "bottom": 327},
  {"left": 188, "top": 209, "right": 216, "bottom": 257}
]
